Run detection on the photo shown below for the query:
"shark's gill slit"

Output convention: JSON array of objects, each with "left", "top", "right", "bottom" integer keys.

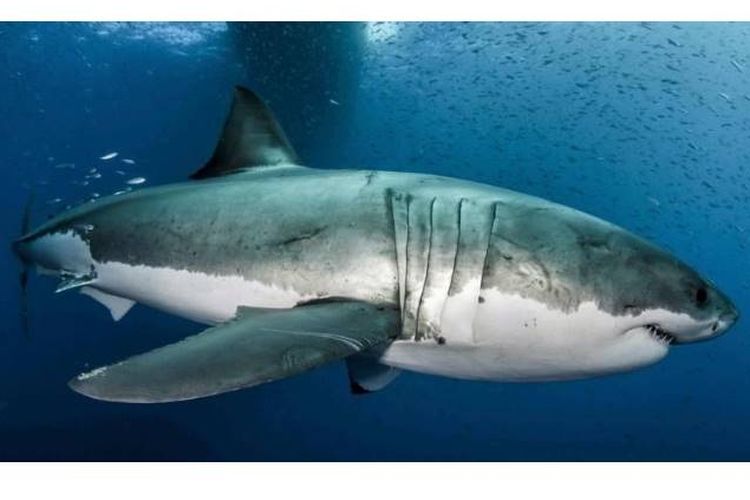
[
  {"left": 446, "top": 197, "right": 466, "bottom": 297},
  {"left": 415, "top": 196, "right": 436, "bottom": 341}
]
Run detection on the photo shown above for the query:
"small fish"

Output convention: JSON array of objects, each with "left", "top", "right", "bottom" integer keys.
[
  {"left": 91, "top": 193, "right": 100, "bottom": 198},
  {"left": 115, "top": 170, "right": 126, "bottom": 175},
  {"left": 731, "top": 60, "right": 744, "bottom": 72},
  {"left": 329, "top": 98, "right": 340, "bottom": 106},
  {"left": 54, "top": 163, "right": 75, "bottom": 170},
  {"left": 86, "top": 173, "right": 102, "bottom": 179},
  {"left": 121, "top": 158, "right": 136, "bottom": 165},
  {"left": 88, "top": 167, "right": 98, "bottom": 174},
  {"left": 46, "top": 198, "right": 62, "bottom": 205},
  {"left": 719, "top": 92, "right": 731, "bottom": 102},
  {"left": 99, "top": 152, "right": 119, "bottom": 160},
  {"left": 126, "top": 177, "right": 146, "bottom": 185}
]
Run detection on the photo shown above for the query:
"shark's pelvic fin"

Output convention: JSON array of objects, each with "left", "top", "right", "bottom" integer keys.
[
  {"left": 80, "top": 287, "right": 135, "bottom": 322},
  {"left": 190, "top": 86, "right": 300, "bottom": 180},
  {"left": 68, "top": 301, "right": 399, "bottom": 403},
  {"left": 346, "top": 353, "right": 401, "bottom": 394},
  {"left": 55, "top": 271, "right": 96, "bottom": 294}
]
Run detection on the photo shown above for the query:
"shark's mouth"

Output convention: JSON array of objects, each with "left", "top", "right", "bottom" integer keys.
[
  {"left": 644, "top": 324, "right": 677, "bottom": 345},
  {"left": 624, "top": 323, "right": 677, "bottom": 346}
]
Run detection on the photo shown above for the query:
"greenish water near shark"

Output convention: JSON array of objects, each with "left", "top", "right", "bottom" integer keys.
[{"left": 1, "top": 22, "right": 749, "bottom": 460}]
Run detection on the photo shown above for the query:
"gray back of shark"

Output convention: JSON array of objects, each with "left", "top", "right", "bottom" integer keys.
[{"left": 14, "top": 86, "right": 739, "bottom": 403}]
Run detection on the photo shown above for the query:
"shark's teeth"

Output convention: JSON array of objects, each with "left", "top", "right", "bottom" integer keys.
[{"left": 645, "top": 324, "right": 675, "bottom": 344}]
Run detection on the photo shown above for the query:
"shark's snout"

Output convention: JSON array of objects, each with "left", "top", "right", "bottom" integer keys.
[
  {"left": 706, "top": 285, "right": 740, "bottom": 339},
  {"left": 714, "top": 301, "right": 740, "bottom": 336},
  {"left": 667, "top": 292, "right": 739, "bottom": 345}
]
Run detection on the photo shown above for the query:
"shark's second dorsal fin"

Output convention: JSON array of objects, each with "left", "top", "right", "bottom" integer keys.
[{"left": 190, "top": 86, "right": 300, "bottom": 180}]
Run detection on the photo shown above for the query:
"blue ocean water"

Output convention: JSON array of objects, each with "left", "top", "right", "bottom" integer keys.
[{"left": 0, "top": 21, "right": 748, "bottom": 461}]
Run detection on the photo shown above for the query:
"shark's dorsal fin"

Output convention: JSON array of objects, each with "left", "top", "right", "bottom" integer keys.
[{"left": 190, "top": 86, "right": 300, "bottom": 180}]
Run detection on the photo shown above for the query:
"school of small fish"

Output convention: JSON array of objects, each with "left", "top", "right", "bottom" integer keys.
[{"left": 43, "top": 150, "right": 146, "bottom": 208}]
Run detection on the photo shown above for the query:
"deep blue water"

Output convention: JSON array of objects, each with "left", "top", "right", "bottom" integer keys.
[{"left": 1, "top": 22, "right": 749, "bottom": 461}]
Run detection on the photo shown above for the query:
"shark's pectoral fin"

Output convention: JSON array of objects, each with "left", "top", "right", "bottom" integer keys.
[
  {"left": 80, "top": 287, "right": 135, "bottom": 322},
  {"left": 69, "top": 300, "right": 399, "bottom": 403},
  {"left": 346, "top": 352, "right": 401, "bottom": 394},
  {"left": 190, "top": 86, "right": 300, "bottom": 180}
]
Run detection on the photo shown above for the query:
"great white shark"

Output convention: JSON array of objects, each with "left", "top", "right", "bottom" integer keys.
[{"left": 13, "top": 86, "right": 739, "bottom": 403}]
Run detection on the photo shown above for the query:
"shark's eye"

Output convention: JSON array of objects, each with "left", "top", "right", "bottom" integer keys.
[{"left": 695, "top": 286, "right": 708, "bottom": 306}]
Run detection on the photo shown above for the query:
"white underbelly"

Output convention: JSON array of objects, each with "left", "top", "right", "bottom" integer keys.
[
  {"left": 93, "top": 261, "right": 313, "bottom": 324},
  {"left": 380, "top": 290, "right": 670, "bottom": 382},
  {"left": 379, "top": 331, "right": 668, "bottom": 382}
]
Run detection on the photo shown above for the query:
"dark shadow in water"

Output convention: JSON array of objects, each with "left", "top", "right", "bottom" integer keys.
[{"left": 0, "top": 416, "right": 212, "bottom": 461}]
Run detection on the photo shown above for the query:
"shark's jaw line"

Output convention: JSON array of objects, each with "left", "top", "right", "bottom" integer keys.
[
  {"left": 640, "top": 324, "right": 676, "bottom": 346},
  {"left": 380, "top": 290, "right": 679, "bottom": 382},
  {"left": 381, "top": 285, "right": 731, "bottom": 383}
]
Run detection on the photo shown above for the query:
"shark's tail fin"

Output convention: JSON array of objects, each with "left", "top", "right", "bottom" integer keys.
[{"left": 18, "top": 191, "right": 34, "bottom": 339}]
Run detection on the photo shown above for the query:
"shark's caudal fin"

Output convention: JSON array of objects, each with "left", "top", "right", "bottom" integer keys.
[
  {"left": 190, "top": 86, "right": 300, "bottom": 180},
  {"left": 69, "top": 300, "right": 399, "bottom": 403},
  {"left": 18, "top": 191, "right": 35, "bottom": 339}
]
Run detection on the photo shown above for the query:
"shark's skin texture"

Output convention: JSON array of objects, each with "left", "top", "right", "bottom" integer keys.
[
  {"left": 12, "top": 87, "right": 740, "bottom": 400},
  {"left": 16, "top": 164, "right": 738, "bottom": 383}
]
